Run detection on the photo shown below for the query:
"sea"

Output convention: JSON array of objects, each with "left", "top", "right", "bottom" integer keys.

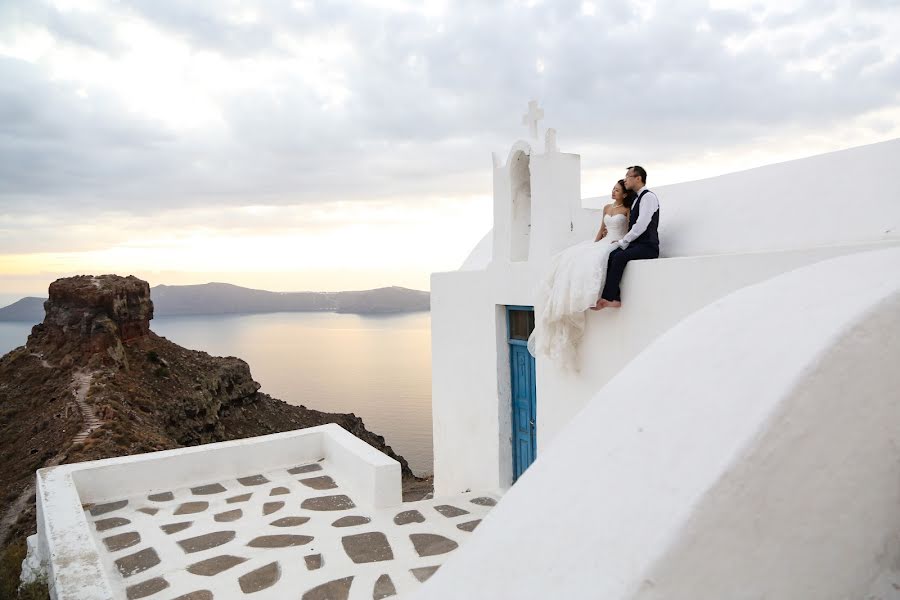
[{"left": 0, "top": 311, "right": 434, "bottom": 475}]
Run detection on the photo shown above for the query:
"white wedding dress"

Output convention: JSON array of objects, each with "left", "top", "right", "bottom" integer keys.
[{"left": 527, "top": 213, "right": 629, "bottom": 370}]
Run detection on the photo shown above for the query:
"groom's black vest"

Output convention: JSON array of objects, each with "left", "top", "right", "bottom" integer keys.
[{"left": 630, "top": 189, "right": 660, "bottom": 248}]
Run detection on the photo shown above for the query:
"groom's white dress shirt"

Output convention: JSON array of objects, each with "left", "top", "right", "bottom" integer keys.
[{"left": 617, "top": 185, "right": 659, "bottom": 250}]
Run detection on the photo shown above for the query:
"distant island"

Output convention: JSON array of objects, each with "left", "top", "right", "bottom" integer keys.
[{"left": 0, "top": 282, "right": 430, "bottom": 322}]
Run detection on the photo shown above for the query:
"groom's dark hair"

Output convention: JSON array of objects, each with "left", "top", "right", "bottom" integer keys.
[
  {"left": 629, "top": 165, "right": 647, "bottom": 185},
  {"left": 618, "top": 179, "right": 637, "bottom": 208}
]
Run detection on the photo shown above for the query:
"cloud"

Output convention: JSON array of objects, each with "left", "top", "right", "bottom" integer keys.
[{"left": 0, "top": 0, "right": 897, "bottom": 225}]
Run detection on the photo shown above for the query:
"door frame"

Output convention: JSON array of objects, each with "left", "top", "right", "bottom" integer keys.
[{"left": 506, "top": 305, "right": 536, "bottom": 482}]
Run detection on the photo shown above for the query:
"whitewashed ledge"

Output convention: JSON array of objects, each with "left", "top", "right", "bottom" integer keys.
[{"left": 33, "top": 424, "right": 404, "bottom": 599}]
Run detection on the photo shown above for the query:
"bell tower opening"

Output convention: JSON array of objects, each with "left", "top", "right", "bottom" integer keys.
[{"left": 509, "top": 150, "right": 531, "bottom": 262}]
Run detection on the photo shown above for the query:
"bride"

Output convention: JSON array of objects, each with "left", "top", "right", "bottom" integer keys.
[{"left": 527, "top": 179, "right": 634, "bottom": 369}]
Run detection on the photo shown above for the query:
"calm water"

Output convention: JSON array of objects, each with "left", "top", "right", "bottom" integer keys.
[
  {"left": 0, "top": 322, "right": 32, "bottom": 355},
  {"left": 0, "top": 312, "right": 434, "bottom": 475}
]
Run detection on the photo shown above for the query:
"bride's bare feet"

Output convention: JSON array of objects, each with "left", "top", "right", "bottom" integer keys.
[{"left": 590, "top": 299, "right": 608, "bottom": 311}]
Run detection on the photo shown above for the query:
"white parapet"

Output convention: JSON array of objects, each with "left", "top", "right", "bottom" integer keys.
[{"left": 34, "top": 423, "right": 401, "bottom": 600}]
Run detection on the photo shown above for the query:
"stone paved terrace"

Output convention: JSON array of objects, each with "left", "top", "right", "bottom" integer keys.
[
  {"left": 33, "top": 425, "right": 499, "bottom": 600},
  {"left": 82, "top": 460, "right": 496, "bottom": 599}
]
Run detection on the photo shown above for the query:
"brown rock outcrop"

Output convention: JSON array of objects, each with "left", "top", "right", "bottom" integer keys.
[{"left": 27, "top": 275, "right": 153, "bottom": 368}]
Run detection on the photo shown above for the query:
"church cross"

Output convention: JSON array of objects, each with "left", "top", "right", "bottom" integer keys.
[{"left": 522, "top": 100, "right": 544, "bottom": 139}]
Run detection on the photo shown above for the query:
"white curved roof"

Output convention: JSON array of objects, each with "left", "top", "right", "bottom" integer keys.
[
  {"left": 656, "top": 138, "right": 900, "bottom": 257},
  {"left": 458, "top": 230, "right": 491, "bottom": 270}
]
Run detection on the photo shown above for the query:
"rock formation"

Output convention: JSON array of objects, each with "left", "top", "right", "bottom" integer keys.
[
  {"left": 0, "top": 274, "right": 422, "bottom": 569},
  {"left": 30, "top": 275, "right": 153, "bottom": 370}
]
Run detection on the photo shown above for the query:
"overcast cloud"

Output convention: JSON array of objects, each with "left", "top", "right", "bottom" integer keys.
[{"left": 0, "top": 0, "right": 898, "bottom": 277}]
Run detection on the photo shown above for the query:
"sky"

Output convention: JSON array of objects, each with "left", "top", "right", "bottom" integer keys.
[{"left": 0, "top": 0, "right": 898, "bottom": 301}]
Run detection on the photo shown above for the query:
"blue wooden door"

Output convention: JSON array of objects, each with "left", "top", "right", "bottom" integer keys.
[{"left": 508, "top": 307, "right": 536, "bottom": 481}]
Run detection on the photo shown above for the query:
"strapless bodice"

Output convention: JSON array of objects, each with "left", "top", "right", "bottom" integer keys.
[{"left": 604, "top": 213, "right": 628, "bottom": 242}]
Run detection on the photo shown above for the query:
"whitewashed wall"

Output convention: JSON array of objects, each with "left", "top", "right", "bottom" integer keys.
[
  {"left": 431, "top": 240, "right": 896, "bottom": 496},
  {"left": 535, "top": 240, "right": 899, "bottom": 444},
  {"left": 431, "top": 263, "right": 533, "bottom": 496},
  {"left": 432, "top": 138, "right": 900, "bottom": 497},
  {"left": 528, "top": 151, "right": 582, "bottom": 259},
  {"left": 421, "top": 248, "right": 900, "bottom": 600}
]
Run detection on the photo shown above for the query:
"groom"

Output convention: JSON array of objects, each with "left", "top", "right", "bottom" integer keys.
[{"left": 593, "top": 165, "right": 660, "bottom": 309}]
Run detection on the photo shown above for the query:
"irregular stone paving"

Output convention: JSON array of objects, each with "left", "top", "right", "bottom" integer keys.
[{"left": 83, "top": 460, "right": 499, "bottom": 599}]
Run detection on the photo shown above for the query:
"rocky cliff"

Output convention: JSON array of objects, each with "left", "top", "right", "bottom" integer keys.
[{"left": 0, "top": 275, "right": 424, "bottom": 562}]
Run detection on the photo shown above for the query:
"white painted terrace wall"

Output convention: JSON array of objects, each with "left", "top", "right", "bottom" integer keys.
[
  {"left": 432, "top": 138, "right": 900, "bottom": 497},
  {"left": 431, "top": 240, "right": 897, "bottom": 496},
  {"left": 34, "top": 424, "right": 400, "bottom": 600},
  {"left": 420, "top": 248, "right": 900, "bottom": 600}
]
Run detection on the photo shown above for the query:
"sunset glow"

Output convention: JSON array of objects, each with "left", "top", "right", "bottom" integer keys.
[{"left": 1, "top": 0, "right": 898, "bottom": 299}]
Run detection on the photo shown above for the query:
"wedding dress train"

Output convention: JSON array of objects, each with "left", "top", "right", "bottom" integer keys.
[{"left": 527, "top": 213, "right": 629, "bottom": 370}]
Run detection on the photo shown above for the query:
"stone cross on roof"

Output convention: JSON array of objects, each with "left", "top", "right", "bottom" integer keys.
[{"left": 522, "top": 100, "right": 544, "bottom": 139}]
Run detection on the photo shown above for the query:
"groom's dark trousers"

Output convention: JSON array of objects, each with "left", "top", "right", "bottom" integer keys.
[{"left": 601, "top": 243, "right": 659, "bottom": 302}]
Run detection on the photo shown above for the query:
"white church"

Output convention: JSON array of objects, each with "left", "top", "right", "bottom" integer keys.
[{"left": 26, "top": 104, "right": 900, "bottom": 599}]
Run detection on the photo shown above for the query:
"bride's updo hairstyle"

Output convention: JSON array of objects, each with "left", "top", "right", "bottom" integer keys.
[{"left": 617, "top": 179, "right": 638, "bottom": 209}]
